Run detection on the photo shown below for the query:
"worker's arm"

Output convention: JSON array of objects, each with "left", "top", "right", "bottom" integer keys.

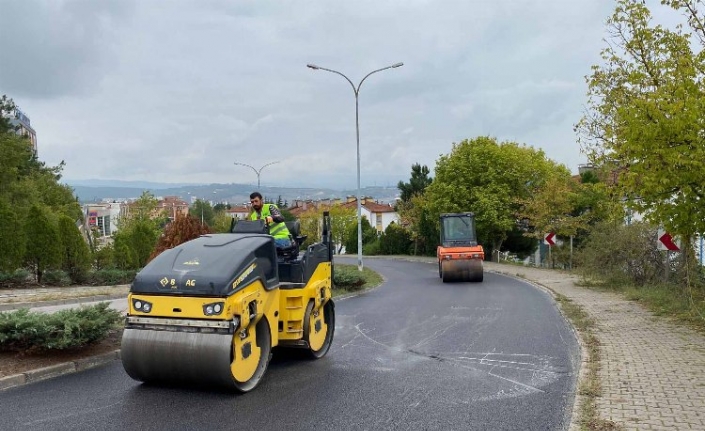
[{"left": 267, "top": 205, "right": 285, "bottom": 224}]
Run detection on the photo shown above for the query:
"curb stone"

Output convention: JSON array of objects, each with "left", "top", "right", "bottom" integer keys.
[{"left": 0, "top": 350, "right": 121, "bottom": 392}]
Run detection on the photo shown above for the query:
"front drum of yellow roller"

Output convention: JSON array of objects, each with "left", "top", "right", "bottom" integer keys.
[{"left": 121, "top": 317, "right": 272, "bottom": 392}]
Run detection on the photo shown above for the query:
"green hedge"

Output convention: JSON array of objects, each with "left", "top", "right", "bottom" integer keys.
[
  {"left": 84, "top": 269, "right": 137, "bottom": 286},
  {"left": 0, "top": 269, "right": 31, "bottom": 287},
  {"left": 0, "top": 302, "right": 123, "bottom": 352},
  {"left": 42, "top": 269, "right": 72, "bottom": 287},
  {"left": 333, "top": 265, "right": 366, "bottom": 291}
]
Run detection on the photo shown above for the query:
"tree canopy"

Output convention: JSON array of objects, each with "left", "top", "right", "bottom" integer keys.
[
  {"left": 397, "top": 163, "right": 432, "bottom": 203},
  {"left": 576, "top": 0, "right": 705, "bottom": 239},
  {"left": 424, "top": 136, "right": 564, "bottom": 252}
]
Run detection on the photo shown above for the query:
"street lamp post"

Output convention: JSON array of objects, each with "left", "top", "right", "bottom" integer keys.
[
  {"left": 234, "top": 161, "right": 280, "bottom": 189},
  {"left": 307, "top": 62, "right": 404, "bottom": 271}
]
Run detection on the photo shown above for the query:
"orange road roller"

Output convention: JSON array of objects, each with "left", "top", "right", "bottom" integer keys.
[{"left": 437, "top": 212, "right": 484, "bottom": 282}]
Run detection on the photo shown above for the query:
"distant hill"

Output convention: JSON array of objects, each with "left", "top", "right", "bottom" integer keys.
[
  {"left": 65, "top": 179, "right": 201, "bottom": 189},
  {"left": 67, "top": 181, "right": 400, "bottom": 206}
]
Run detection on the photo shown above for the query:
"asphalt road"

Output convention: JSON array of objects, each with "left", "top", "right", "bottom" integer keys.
[{"left": 0, "top": 258, "right": 579, "bottom": 431}]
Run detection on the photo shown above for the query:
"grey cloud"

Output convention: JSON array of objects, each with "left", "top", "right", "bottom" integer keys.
[
  {"left": 3, "top": 0, "right": 660, "bottom": 190},
  {"left": 0, "top": 0, "right": 133, "bottom": 98}
]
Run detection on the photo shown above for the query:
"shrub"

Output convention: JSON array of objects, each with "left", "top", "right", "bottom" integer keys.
[
  {"left": 333, "top": 265, "right": 366, "bottom": 291},
  {"left": 343, "top": 216, "right": 378, "bottom": 254},
  {"left": 363, "top": 239, "right": 382, "bottom": 256},
  {"left": 577, "top": 221, "right": 664, "bottom": 286},
  {"left": 42, "top": 269, "right": 72, "bottom": 286},
  {"left": 93, "top": 244, "right": 115, "bottom": 270},
  {"left": 0, "top": 269, "right": 32, "bottom": 288},
  {"left": 0, "top": 302, "right": 123, "bottom": 352},
  {"left": 85, "top": 269, "right": 137, "bottom": 286},
  {"left": 379, "top": 223, "right": 412, "bottom": 255}
]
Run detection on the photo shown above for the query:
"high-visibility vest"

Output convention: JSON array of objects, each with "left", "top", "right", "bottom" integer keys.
[{"left": 250, "top": 204, "right": 291, "bottom": 240}]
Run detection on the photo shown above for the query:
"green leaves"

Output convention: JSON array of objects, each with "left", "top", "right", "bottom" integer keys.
[
  {"left": 0, "top": 303, "right": 122, "bottom": 352},
  {"left": 23, "top": 205, "right": 61, "bottom": 283},
  {"left": 425, "top": 136, "right": 565, "bottom": 250},
  {"left": 188, "top": 199, "right": 215, "bottom": 227},
  {"left": 578, "top": 0, "right": 705, "bottom": 238},
  {"left": 397, "top": 163, "right": 433, "bottom": 203}
]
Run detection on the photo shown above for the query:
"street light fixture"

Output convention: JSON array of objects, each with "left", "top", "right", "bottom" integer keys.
[
  {"left": 307, "top": 62, "right": 404, "bottom": 271},
  {"left": 233, "top": 161, "right": 280, "bottom": 189}
]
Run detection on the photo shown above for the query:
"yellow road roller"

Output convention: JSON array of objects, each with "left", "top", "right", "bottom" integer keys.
[
  {"left": 437, "top": 212, "right": 484, "bottom": 282},
  {"left": 121, "top": 212, "right": 335, "bottom": 392}
]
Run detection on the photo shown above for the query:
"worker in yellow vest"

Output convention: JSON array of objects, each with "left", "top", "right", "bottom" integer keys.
[{"left": 249, "top": 192, "right": 293, "bottom": 249}]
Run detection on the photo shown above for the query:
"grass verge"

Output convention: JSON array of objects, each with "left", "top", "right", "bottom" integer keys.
[
  {"left": 575, "top": 279, "right": 705, "bottom": 335},
  {"left": 332, "top": 263, "right": 384, "bottom": 297},
  {"left": 552, "top": 293, "right": 621, "bottom": 431}
]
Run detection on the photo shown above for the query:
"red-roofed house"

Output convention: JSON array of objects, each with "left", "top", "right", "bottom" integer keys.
[
  {"left": 340, "top": 197, "right": 399, "bottom": 233},
  {"left": 286, "top": 196, "right": 399, "bottom": 233},
  {"left": 226, "top": 205, "right": 251, "bottom": 220}
]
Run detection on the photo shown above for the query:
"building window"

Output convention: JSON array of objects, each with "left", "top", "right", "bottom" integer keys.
[
  {"left": 96, "top": 215, "right": 111, "bottom": 236},
  {"left": 376, "top": 213, "right": 383, "bottom": 232}
]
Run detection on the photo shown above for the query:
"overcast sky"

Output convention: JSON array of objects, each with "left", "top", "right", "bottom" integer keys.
[{"left": 0, "top": 0, "right": 681, "bottom": 189}]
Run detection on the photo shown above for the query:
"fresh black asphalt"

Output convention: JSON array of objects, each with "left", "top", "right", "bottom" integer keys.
[{"left": 0, "top": 258, "right": 579, "bottom": 431}]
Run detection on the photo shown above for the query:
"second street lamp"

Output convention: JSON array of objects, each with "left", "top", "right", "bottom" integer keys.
[
  {"left": 234, "top": 161, "right": 280, "bottom": 189},
  {"left": 307, "top": 62, "right": 404, "bottom": 271}
]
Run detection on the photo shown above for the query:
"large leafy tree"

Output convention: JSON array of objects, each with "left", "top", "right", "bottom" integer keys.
[
  {"left": 517, "top": 169, "right": 584, "bottom": 240},
  {"left": 424, "top": 136, "right": 562, "bottom": 254},
  {"left": 189, "top": 199, "right": 215, "bottom": 227},
  {"left": 329, "top": 205, "right": 357, "bottom": 253},
  {"left": 396, "top": 193, "right": 438, "bottom": 256},
  {"left": 576, "top": 0, "right": 705, "bottom": 247},
  {"left": 295, "top": 205, "right": 356, "bottom": 252}
]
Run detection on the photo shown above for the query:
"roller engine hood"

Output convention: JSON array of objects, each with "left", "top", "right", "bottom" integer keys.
[{"left": 130, "top": 233, "right": 278, "bottom": 296}]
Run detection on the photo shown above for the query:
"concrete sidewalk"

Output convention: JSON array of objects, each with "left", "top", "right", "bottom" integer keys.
[{"left": 2, "top": 261, "right": 705, "bottom": 430}]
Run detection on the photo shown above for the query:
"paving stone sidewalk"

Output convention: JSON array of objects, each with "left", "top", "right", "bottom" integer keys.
[{"left": 486, "top": 262, "right": 705, "bottom": 431}]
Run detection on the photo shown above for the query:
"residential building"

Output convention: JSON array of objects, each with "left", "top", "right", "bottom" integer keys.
[
  {"left": 340, "top": 197, "right": 399, "bottom": 233},
  {"left": 83, "top": 202, "right": 123, "bottom": 246},
  {"left": 159, "top": 196, "right": 190, "bottom": 221},
  {"left": 226, "top": 205, "right": 251, "bottom": 220},
  {"left": 4, "top": 108, "right": 38, "bottom": 154},
  {"left": 287, "top": 196, "right": 399, "bottom": 233},
  {"left": 120, "top": 196, "right": 190, "bottom": 222}
]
